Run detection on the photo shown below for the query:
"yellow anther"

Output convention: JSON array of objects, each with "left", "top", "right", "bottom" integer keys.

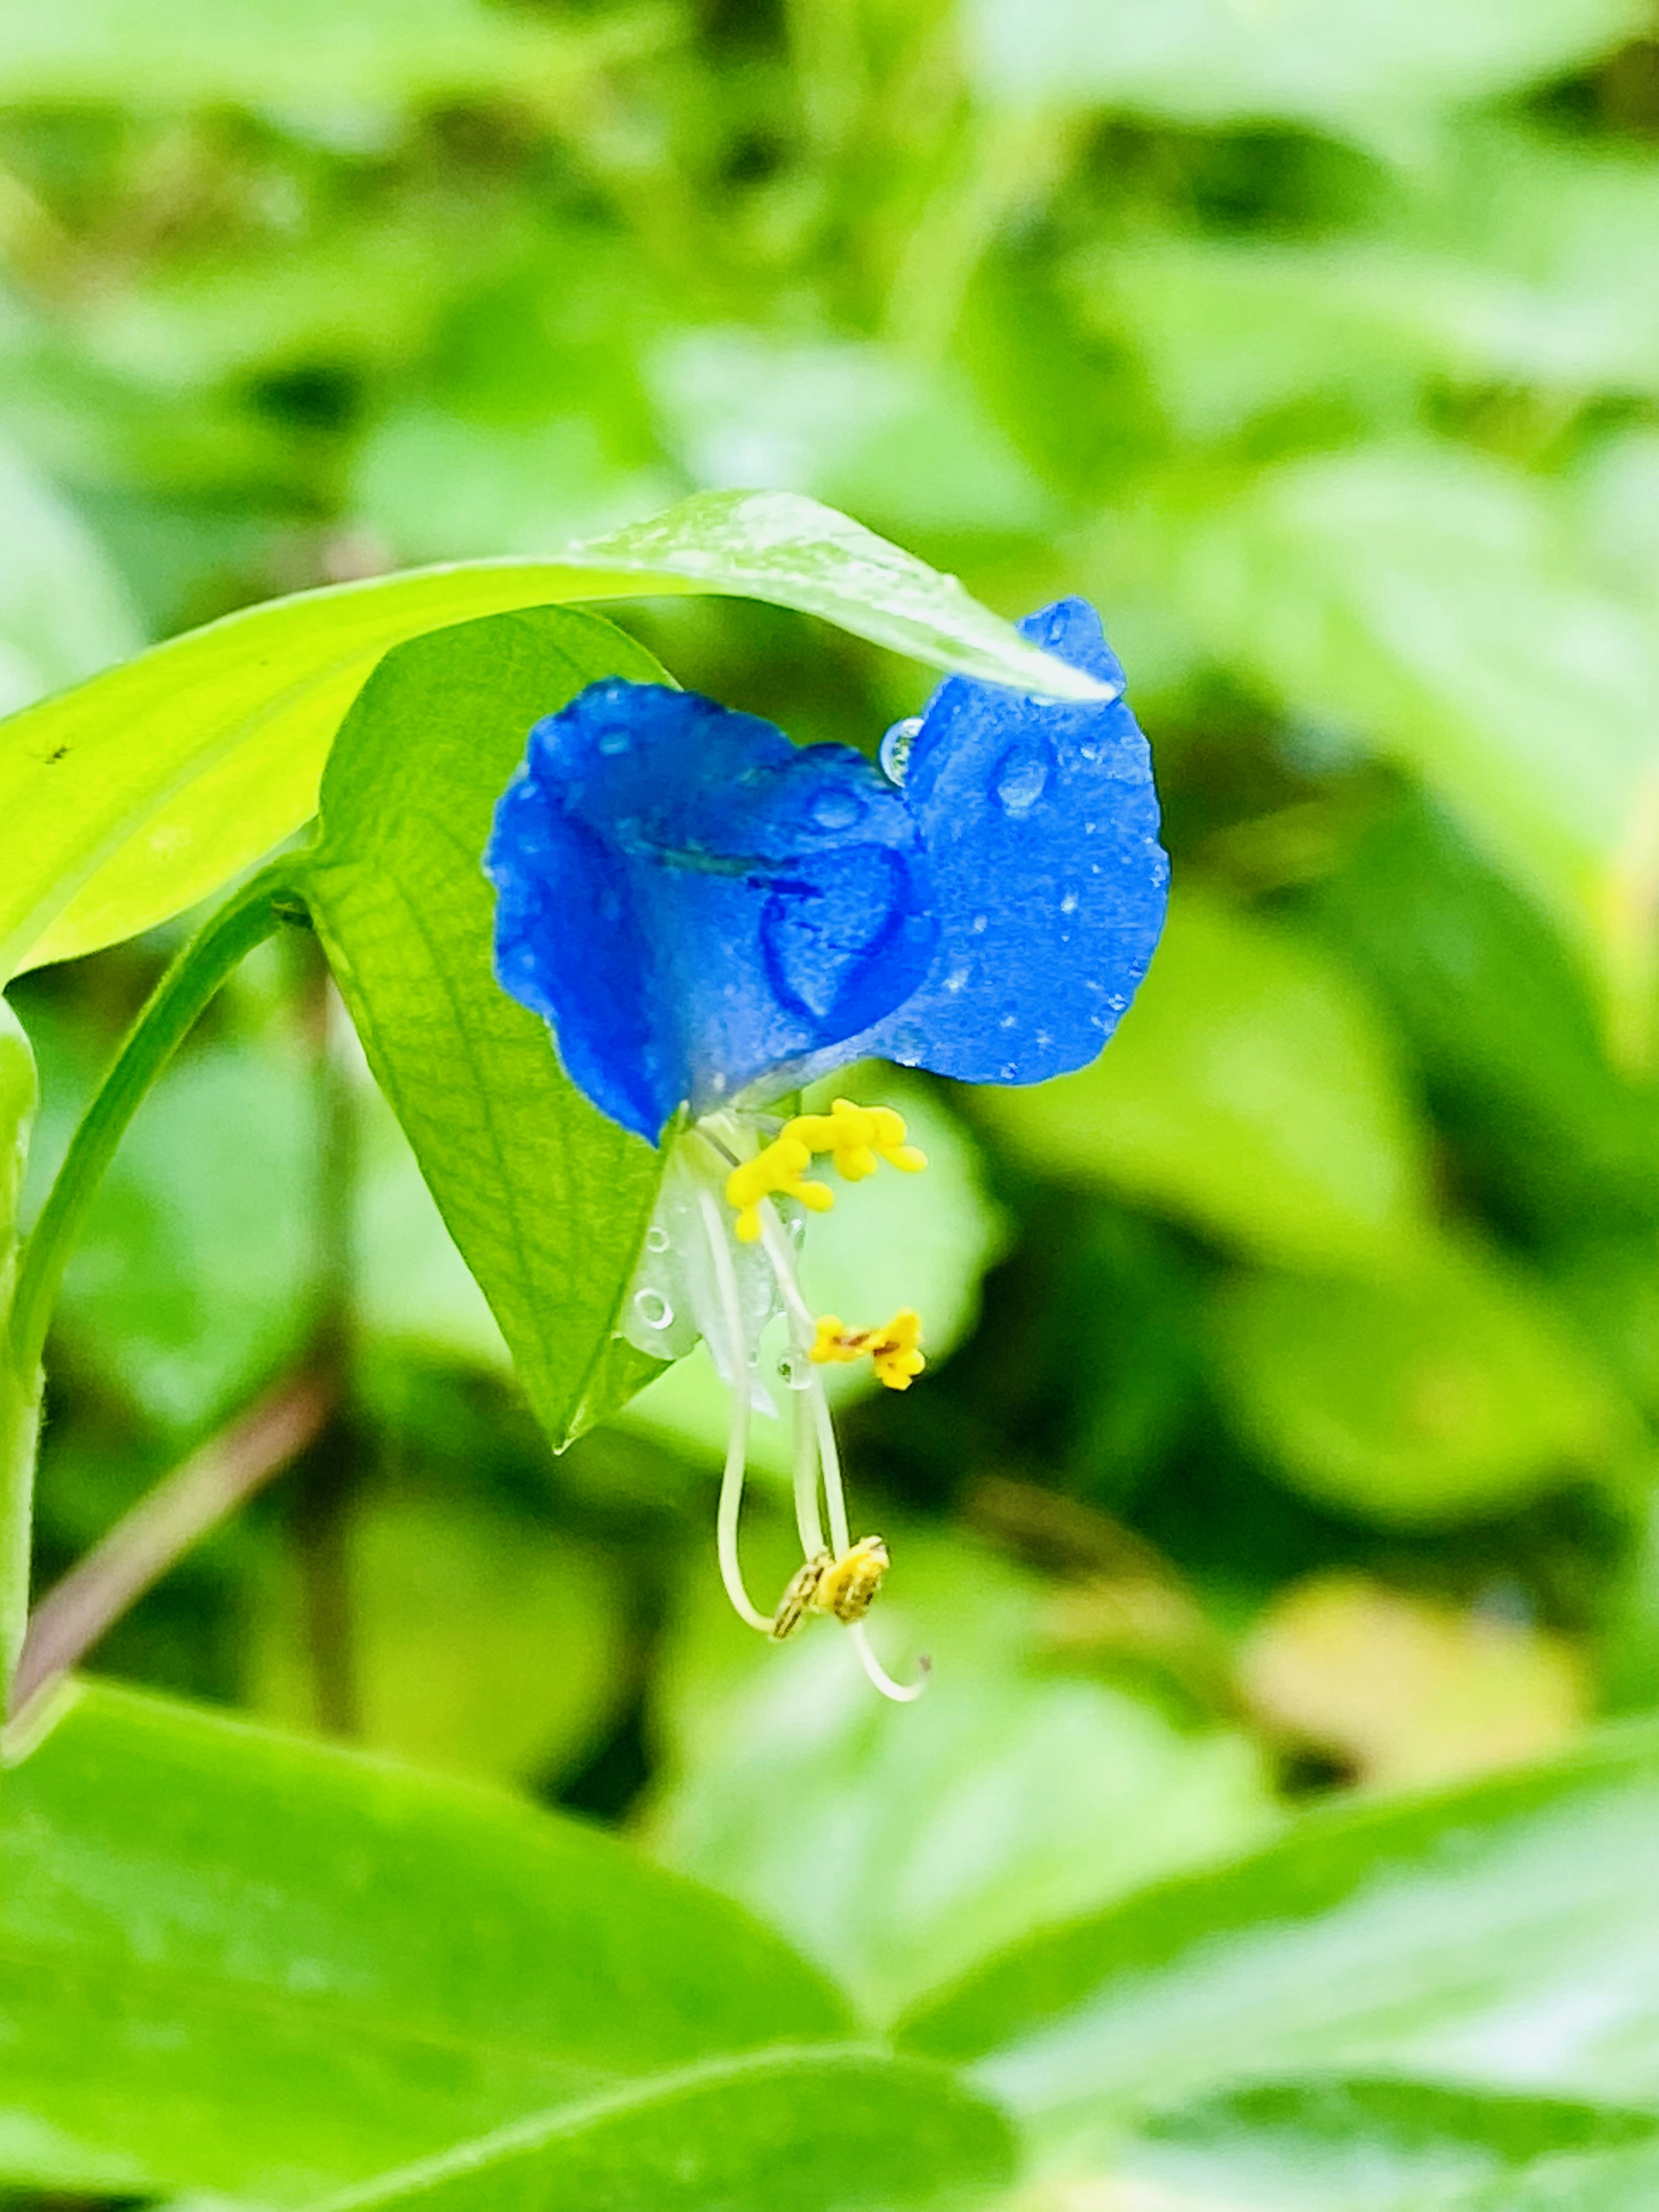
[
  {"left": 725, "top": 1100, "right": 926, "bottom": 1238},
  {"left": 810, "top": 1307, "right": 926, "bottom": 1391},
  {"left": 725, "top": 1133, "right": 835, "bottom": 1243}
]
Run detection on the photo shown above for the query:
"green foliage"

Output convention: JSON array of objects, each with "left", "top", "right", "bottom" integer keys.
[
  {"left": 1211, "top": 1240, "right": 1636, "bottom": 1525},
  {"left": 975, "top": 890, "right": 1433, "bottom": 1272},
  {"left": 967, "top": 0, "right": 1644, "bottom": 137},
  {"left": 299, "top": 2053, "right": 1013, "bottom": 2212},
  {"left": 299, "top": 608, "right": 671, "bottom": 1448},
  {"left": 900, "top": 1723, "right": 1659, "bottom": 2161},
  {"left": 1115, "top": 2079, "right": 1659, "bottom": 2210},
  {"left": 0, "top": 1681, "right": 861, "bottom": 2202},
  {"left": 648, "top": 1529, "right": 1274, "bottom": 2021},
  {"left": 6, "top": 3, "right": 1659, "bottom": 2207}
]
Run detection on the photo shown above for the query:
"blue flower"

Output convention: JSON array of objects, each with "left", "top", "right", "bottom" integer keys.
[
  {"left": 484, "top": 597, "right": 1166, "bottom": 1697},
  {"left": 487, "top": 598, "right": 1167, "bottom": 1141}
]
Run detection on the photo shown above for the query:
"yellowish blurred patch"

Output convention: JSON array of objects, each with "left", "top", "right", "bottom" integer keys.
[{"left": 1239, "top": 1573, "right": 1587, "bottom": 1790}]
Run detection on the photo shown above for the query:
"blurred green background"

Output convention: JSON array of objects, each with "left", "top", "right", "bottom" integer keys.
[{"left": 7, "top": 0, "right": 1659, "bottom": 2035}]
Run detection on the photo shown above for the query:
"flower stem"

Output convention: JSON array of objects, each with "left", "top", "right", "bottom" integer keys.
[{"left": 7, "top": 864, "right": 297, "bottom": 1383}]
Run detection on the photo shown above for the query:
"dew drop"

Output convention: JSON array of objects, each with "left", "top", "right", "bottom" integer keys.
[
  {"left": 779, "top": 1349, "right": 814, "bottom": 1391},
  {"left": 969, "top": 912, "right": 989, "bottom": 935},
  {"left": 992, "top": 738, "right": 1049, "bottom": 817},
  {"left": 633, "top": 1288, "right": 673, "bottom": 1331},
  {"left": 810, "top": 787, "right": 865, "bottom": 832},
  {"left": 879, "top": 715, "right": 922, "bottom": 786},
  {"left": 598, "top": 727, "right": 631, "bottom": 756},
  {"left": 644, "top": 1225, "right": 670, "bottom": 1253},
  {"left": 1060, "top": 890, "right": 1079, "bottom": 915}
]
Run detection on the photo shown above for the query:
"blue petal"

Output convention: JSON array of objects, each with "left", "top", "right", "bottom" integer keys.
[
  {"left": 486, "top": 681, "right": 935, "bottom": 1141},
  {"left": 858, "top": 598, "right": 1168, "bottom": 1084}
]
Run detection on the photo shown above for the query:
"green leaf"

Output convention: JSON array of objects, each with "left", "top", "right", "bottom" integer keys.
[
  {"left": 308, "top": 2051, "right": 1014, "bottom": 2212},
  {"left": 1116, "top": 2078, "right": 1659, "bottom": 2212},
  {"left": 0, "top": 1679, "right": 853, "bottom": 2202},
  {"left": 965, "top": 0, "right": 1643, "bottom": 140},
  {"left": 0, "top": 441, "right": 142, "bottom": 718},
  {"left": 0, "top": 489, "right": 1105, "bottom": 983},
  {"left": 648, "top": 1529, "right": 1274, "bottom": 2022},
  {"left": 972, "top": 889, "right": 1434, "bottom": 1274},
  {"left": 899, "top": 1724, "right": 1659, "bottom": 2167},
  {"left": 245, "top": 1487, "right": 629, "bottom": 1791},
  {"left": 47, "top": 1031, "right": 316, "bottom": 1436},
  {"left": 0, "top": 0, "right": 661, "bottom": 108},
  {"left": 298, "top": 607, "right": 667, "bottom": 1450},
  {"left": 1179, "top": 445, "right": 1659, "bottom": 1042},
  {"left": 1210, "top": 1241, "right": 1636, "bottom": 1526}
]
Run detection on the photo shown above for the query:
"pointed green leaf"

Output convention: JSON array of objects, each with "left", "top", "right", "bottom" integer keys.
[
  {"left": 1116, "top": 2079, "right": 1659, "bottom": 2212},
  {"left": 0, "top": 490, "right": 1103, "bottom": 982},
  {"left": 310, "top": 2051, "right": 1013, "bottom": 2212},
  {"left": 899, "top": 1725, "right": 1659, "bottom": 2167},
  {"left": 298, "top": 607, "right": 667, "bottom": 1448},
  {"left": 0, "top": 1680, "right": 852, "bottom": 2202}
]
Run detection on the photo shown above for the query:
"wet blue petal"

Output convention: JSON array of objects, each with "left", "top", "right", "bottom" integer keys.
[
  {"left": 857, "top": 597, "right": 1168, "bottom": 1083},
  {"left": 486, "top": 681, "right": 934, "bottom": 1141}
]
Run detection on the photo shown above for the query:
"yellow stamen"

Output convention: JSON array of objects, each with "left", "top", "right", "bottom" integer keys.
[
  {"left": 724, "top": 1133, "right": 835, "bottom": 1243},
  {"left": 810, "top": 1307, "right": 926, "bottom": 1391},
  {"left": 723, "top": 1099, "right": 926, "bottom": 1238}
]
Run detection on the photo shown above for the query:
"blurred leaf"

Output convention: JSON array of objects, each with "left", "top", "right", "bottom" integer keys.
[
  {"left": 0, "top": 488, "right": 1104, "bottom": 981},
  {"left": 50, "top": 1034, "right": 315, "bottom": 1435},
  {"left": 353, "top": 408, "right": 671, "bottom": 565},
  {"left": 0, "top": 0, "right": 663, "bottom": 107},
  {"left": 1239, "top": 1573, "right": 1587, "bottom": 1788},
  {"left": 0, "top": 441, "right": 142, "bottom": 719},
  {"left": 1115, "top": 2078, "right": 1659, "bottom": 2212},
  {"left": 1210, "top": 1241, "right": 1634, "bottom": 1526},
  {"left": 974, "top": 889, "right": 1434, "bottom": 1273},
  {"left": 0, "top": 1679, "right": 852, "bottom": 2202},
  {"left": 965, "top": 0, "right": 1643, "bottom": 139},
  {"left": 648, "top": 1529, "right": 1274, "bottom": 2021},
  {"left": 900, "top": 1723, "right": 1659, "bottom": 2163},
  {"left": 293, "top": 2051, "right": 1014, "bottom": 2212},
  {"left": 1305, "top": 801, "right": 1659, "bottom": 1241},
  {"left": 1076, "top": 130, "right": 1659, "bottom": 444},
  {"left": 246, "top": 1488, "right": 626, "bottom": 1789},
  {"left": 300, "top": 608, "right": 668, "bottom": 1451},
  {"left": 652, "top": 329, "right": 1054, "bottom": 543},
  {"left": 1179, "top": 444, "right": 1659, "bottom": 1040},
  {"left": 620, "top": 1071, "right": 1007, "bottom": 1479}
]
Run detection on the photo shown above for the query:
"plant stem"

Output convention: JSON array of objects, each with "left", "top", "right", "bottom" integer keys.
[
  {"left": 9, "top": 1373, "right": 331, "bottom": 1725},
  {"left": 1, "top": 864, "right": 296, "bottom": 1719},
  {"left": 289, "top": 954, "right": 363, "bottom": 1736},
  {"left": 7, "top": 864, "right": 296, "bottom": 1382}
]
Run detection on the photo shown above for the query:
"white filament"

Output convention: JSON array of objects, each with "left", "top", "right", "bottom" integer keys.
[
  {"left": 756, "top": 1198, "right": 928, "bottom": 1704},
  {"left": 696, "top": 1184, "right": 772, "bottom": 1632}
]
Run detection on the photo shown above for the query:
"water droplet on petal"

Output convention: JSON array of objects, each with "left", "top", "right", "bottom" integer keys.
[
  {"left": 879, "top": 716, "right": 922, "bottom": 786},
  {"left": 1060, "top": 890, "right": 1080, "bottom": 915},
  {"left": 969, "top": 912, "right": 989, "bottom": 935},
  {"left": 810, "top": 787, "right": 865, "bottom": 832},
  {"left": 645, "top": 1225, "right": 670, "bottom": 1253},
  {"left": 992, "top": 737, "right": 1050, "bottom": 817},
  {"left": 633, "top": 1288, "right": 673, "bottom": 1330},
  {"left": 598, "top": 727, "right": 631, "bottom": 756}
]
